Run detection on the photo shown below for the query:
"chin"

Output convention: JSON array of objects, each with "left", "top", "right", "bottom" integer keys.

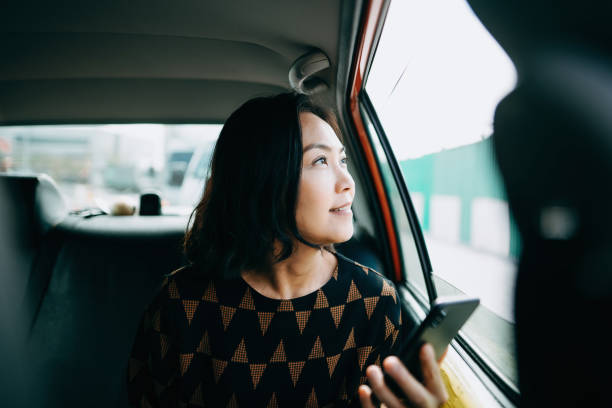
[{"left": 330, "top": 226, "right": 354, "bottom": 244}]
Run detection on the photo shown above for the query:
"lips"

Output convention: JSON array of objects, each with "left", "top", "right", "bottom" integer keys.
[{"left": 330, "top": 202, "right": 352, "bottom": 212}]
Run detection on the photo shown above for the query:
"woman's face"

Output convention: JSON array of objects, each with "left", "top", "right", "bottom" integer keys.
[{"left": 296, "top": 112, "right": 355, "bottom": 245}]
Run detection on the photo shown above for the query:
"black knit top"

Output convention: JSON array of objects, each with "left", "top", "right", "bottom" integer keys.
[{"left": 127, "top": 252, "right": 412, "bottom": 407}]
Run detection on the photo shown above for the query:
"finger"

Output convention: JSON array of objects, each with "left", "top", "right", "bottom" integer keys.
[
  {"left": 366, "top": 364, "right": 405, "bottom": 408},
  {"left": 382, "top": 356, "right": 436, "bottom": 408},
  {"left": 420, "top": 344, "right": 448, "bottom": 402},
  {"left": 358, "top": 385, "right": 376, "bottom": 408}
]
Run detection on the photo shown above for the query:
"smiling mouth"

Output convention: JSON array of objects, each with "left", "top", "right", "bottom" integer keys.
[{"left": 330, "top": 205, "right": 352, "bottom": 215}]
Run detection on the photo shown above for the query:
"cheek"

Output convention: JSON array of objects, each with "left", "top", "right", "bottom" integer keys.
[{"left": 296, "top": 176, "right": 329, "bottom": 222}]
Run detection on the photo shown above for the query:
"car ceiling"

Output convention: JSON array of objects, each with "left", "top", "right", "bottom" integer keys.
[{"left": 1, "top": 0, "right": 349, "bottom": 124}]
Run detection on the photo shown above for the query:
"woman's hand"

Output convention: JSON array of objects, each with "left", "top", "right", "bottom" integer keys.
[{"left": 358, "top": 343, "right": 448, "bottom": 408}]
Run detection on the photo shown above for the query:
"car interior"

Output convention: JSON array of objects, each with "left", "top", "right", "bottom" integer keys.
[
  {"left": 1, "top": 1, "right": 393, "bottom": 406},
  {"left": 2, "top": 0, "right": 611, "bottom": 407}
]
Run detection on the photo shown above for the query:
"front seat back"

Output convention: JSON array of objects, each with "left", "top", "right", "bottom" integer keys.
[{"left": 468, "top": 1, "right": 612, "bottom": 405}]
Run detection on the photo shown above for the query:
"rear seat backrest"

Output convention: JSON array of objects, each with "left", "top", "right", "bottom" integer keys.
[
  {"left": 27, "top": 215, "right": 188, "bottom": 407},
  {"left": 0, "top": 174, "right": 67, "bottom": 315}
]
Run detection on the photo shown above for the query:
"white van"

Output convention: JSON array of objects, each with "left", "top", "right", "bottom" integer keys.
[{"left": 177, "top": 141, "right": 216, "bottom": 208}]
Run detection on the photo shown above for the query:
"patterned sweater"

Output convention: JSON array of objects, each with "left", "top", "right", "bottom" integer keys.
[{"left": 127, "top": 252, "right": 412, "bottom": 407}]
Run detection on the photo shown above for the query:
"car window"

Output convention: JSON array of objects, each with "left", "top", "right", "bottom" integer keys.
[
  {"left": 363, "top": 0, "right": 519, "bottom": 389},
  {"left": 0, "top": 124, "right": 221, "bottom": 214}
]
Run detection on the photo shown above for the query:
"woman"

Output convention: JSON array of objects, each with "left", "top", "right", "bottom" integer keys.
[{"left": 127, "top": 93, "right": 447, "bottom": 407}]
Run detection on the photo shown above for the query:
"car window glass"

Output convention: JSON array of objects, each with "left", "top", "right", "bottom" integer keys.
[
  {"left": 361, "top": 108, "right": 429, "bottom": 300},
  {"left": 0, "top": 124, "right": 221, "bottom": 214},
  {"left": 364, "top": 0, "right": 519, "bottom": 386}
]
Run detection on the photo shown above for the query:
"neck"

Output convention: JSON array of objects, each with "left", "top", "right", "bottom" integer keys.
[{"left": 241, "top": 241, "right": 336, "bottom": 299}]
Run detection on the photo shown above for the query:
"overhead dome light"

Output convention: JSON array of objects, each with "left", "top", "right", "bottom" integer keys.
[{"left": 289, "top": 50, "right": 330, "bottom": 95}]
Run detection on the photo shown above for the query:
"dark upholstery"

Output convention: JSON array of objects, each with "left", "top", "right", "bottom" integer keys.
[
  {"left": 0, "top": 174, "right": 67, "bottom": 312},
  {"left": 27, "top": 215, "right": 187, "bottom": 407}
]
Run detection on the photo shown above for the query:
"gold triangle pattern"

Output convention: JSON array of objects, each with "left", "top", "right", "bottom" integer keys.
[
  {"left": 326, "top": 354, "right": 340, "bottom": 377},
  {"left": 231, "top": 338, "right": 248, "bottom": 363},
  {"left": 384, "top": 316, "right": 394, "bottom": 340},
  {"left": 363, "top": 297, "right": 379, "bottom": 319},
  {"left": 308, "top": 336, "right": 324, "bottom": 360},
  {"left": 357, "top": 346, "right": 372, "bottom": 370},
  {"left": 239, "top": 287, "right": 256, "bottom": 310},
  {"left": 152, "top": 309, "right": 161, "bottom": 332},
  {"left": 267, "top": 392, "right": 278, "bottom": 408},
  {"left": 160, "top": 333, "right": 169, "bottom": 359},
  {"left": 190, "top": 384, "right": 204, "bottom": 407},
  {"left": 179, "top": 353, "right": 194, "bottom": 376},
  {"left": 128, "top": 357, "right": 143, "bottom": 382},
  {"left": 182, "top": 300, "right": 199, "bottom": 325},
  {"left": 347, "top": 281, "right": 362, "bottom": 303},
  {"left": 392, "top": 328, "right": 399, "bottom": 346},
  {"left": 212, "top": 359, "right": 228, "bottom": 383},
  {"left": 220, "top": 306, "right": 236, "bottom": 331},
  {"left": 305, "top": 387, "right": 318, "bottom": 407},
  {"left": 288, "top": 361, "right": 305, "bottom": 386},
  {"left": 202, "top": 282, "right": 218, "bottom": 303},
  {"left": 250, "top": 363, "right": 266, "bottom": 389},
  {"left": 277, "top": 299, "right": 294, "bottom": 312},
  {"left": 226, "top": 394, "right": 238, "bottom": 408},
  {"left": 343, "top": 328, "right": 356, "bottom": 351},
  {"left": 258, "top": 312, "right": 274, "bottom": 335},
  {"left": 361, "top": 266, "right": 369, "bottom": 275},
  {"left": 330, "top": 305, "right": 345, "bottom": 329},
  {"left": 168, "top": 280, "right": 180, "bottom": 299},
  {"left": 332, "top": 265, "right": 338, "bottom": 280},
  {"left": 313, "top": 289, "right": 329, "bottom": 309},
  {"left": 381, "top": 280, "right": 397, "bottom": 303},
  {"left": 196, "top": 331, "right": 210, "bottom": 355},
  {"left": 270, "top": 340, "right": 286, "bottom": 363},
  {"left": 296, "top": 310, "right": 311, "bottom": 334}
]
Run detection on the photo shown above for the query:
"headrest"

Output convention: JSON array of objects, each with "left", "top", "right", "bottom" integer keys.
[
  {"left": 0, "top": 173, "right": 67, "bottom": 243},
  {"left": 467, "top": 1, "right": 612, "bottom": 73},
  {"left": 493, "top": 52, "right": 612, "bottom": 246}
]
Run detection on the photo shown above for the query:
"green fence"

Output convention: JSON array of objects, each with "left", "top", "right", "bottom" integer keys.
[{"left": 399, "top": 137, "right": 521, "bottom": 258}]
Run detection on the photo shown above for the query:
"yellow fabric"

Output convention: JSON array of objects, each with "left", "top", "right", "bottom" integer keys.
[{"left": 440, "top": 360, "right": 478, "bottom": 408}]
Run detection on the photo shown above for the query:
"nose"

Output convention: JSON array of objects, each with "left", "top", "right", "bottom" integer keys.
[{"left": 335, "top": 165, "right": 355, "bottom": 194}]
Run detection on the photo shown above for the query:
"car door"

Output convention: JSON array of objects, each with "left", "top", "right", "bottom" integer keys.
[{"left": 345, "top": 0, "right": 519, "bottom": 405}]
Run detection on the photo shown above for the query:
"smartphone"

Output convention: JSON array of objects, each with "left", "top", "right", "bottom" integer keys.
[{"left": 382, "top": 295, "right": 480, "bottom": 398}]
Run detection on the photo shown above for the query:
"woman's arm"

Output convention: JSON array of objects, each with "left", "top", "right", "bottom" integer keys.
[{"left": 358, "top": 343, "right": 448, "bottom": 408}]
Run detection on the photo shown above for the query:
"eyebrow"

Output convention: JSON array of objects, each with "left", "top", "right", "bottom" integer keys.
[{"left": 303, "top": 143, "right": 345, "bottom": 154}]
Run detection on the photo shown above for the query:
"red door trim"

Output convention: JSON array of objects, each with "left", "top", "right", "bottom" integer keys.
[{"left": 348, "top": 0, "right": 402, "bottom": 282}]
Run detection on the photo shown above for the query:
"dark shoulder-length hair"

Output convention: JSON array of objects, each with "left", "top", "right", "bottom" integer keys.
[{"left": 184, "top": 92, "right": 341, "bottom": 279}]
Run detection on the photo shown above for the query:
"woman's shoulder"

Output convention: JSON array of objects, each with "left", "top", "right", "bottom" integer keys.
[{"left": 335, "top": 251, "right": 398, "bottom": 301}]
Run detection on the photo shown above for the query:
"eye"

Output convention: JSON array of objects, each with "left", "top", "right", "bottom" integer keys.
[
  {"left": 313, "top": 156, "right": 328, "bottom": 165},
  {"left": 340, "top": 156, "right": 348, "bottom": 165}
]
